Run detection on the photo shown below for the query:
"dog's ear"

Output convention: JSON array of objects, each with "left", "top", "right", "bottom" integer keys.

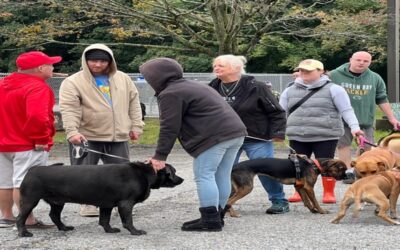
[
  {"left": 350, "top": 161, "right": 357, "bottom": 168},
  {"left": 377, "top": 161, "right": 388, "bottom": 172}
]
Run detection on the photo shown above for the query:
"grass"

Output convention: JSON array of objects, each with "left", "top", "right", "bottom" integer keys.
[
  {"left": 54, "top": 118, "right": 161, "bottom": 145},
  {"left": 54, "top": 108, "right": 393, "bottom": 148}
]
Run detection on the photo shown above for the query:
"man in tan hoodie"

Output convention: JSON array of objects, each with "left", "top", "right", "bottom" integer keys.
[{"left": 60, "top": 44, "right": 144, "bottom": 217}]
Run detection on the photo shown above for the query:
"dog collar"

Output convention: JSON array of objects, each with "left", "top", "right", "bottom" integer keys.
[{"left": 312, "top": 159, "right": 323, "bottom": 173}]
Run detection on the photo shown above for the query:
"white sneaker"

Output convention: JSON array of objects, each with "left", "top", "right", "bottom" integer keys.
[{"left": 79, "top": 205, "right": 99, "bottom": 217}]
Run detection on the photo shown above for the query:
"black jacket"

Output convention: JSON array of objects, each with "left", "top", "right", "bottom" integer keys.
[
  {"left": 209, "top": 75, "right": 286, "bottom": 141},
  {"left": 139, "top": 58, "right": 247, "bottom": 160}
]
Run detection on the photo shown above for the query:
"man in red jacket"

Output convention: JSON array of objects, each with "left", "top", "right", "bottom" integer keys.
[{"left": 0, "top": 51, "right": 61, "bottom": 228}]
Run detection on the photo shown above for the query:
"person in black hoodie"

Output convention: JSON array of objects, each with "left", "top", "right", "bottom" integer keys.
[
  {"left": 209, "top": 55, "right": 288, "bottom": 214},
  {"left": 139, "top": 58, "right": 247, "bottom": 232}
]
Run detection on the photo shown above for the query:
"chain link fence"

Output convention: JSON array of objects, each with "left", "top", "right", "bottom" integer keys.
[{"left": 0, "top": 73, "right": 293, "bottom": 129}]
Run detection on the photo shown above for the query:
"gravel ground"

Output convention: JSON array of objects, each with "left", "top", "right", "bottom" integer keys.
[{"left": 1, "top": 144, "right": 399, "bottom": 250}]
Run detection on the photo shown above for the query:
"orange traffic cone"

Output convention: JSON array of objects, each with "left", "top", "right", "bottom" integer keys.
[
  {"left": 288, "top": 189, "right": 302, "bottom": 202},
  {"left": 322, "top": 177, "right": 336, "bottom": 204}
]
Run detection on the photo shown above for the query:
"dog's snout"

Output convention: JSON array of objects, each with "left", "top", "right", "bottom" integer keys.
[{"left": 174, "top": 176, "right": 184, "bottom": 185}]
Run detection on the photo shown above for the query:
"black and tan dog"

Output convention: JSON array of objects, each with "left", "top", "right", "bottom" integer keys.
[
  {"left": 228, "top": 156, "right": 347, "bottom": 217},
  {"left": 17, "top": 162, "right": 184, "bottom": 237},
  {"left": 331, "top": 169, "right": 400, "bottom": 225}
]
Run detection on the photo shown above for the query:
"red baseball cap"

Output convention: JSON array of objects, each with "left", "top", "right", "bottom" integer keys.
[{"left": 16, "top": 51, "right": 62, "bottom": 70}]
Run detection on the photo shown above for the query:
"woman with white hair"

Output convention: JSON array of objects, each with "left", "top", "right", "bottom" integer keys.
[{"left": 209, "top": 55, "right": 289, "bottom": 214}]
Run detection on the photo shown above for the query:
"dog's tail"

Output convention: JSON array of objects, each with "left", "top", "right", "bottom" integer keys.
[{"left": 379, "top": 133, "right": 400, "bottom": 147}]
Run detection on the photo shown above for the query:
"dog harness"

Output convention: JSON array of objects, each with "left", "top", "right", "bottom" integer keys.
[
  {"left": 289, "top": 154, "right": 324, "bottom": 187},
  {"left": 289, "top": 154, "right": 303, "bottom": 187}
]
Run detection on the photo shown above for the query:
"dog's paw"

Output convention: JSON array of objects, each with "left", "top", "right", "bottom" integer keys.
[
  {"left": 18, "top": 230, "right": 33, "bottom": 237},
  {"left": 228, "top": 209, "right": 241, "bottom": 218},
  {"left": 130, "top": 229, "right": 146, "bottom": 235},
  {"left": 322, "top": 209, "right": 330, "bottom": 214},
  {"left": 330, "top": 219, "right": 339, "bottom": 224},
  {"left": 64, "top": 226, "right": 75, "bottom": 231},
  {"left": 105, "top": 227, "right": 121, "bottom": 233}
]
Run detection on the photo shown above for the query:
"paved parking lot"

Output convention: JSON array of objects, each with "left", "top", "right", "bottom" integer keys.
[{"left": 1, "top": 145, "right": 399, "bottom": 250}]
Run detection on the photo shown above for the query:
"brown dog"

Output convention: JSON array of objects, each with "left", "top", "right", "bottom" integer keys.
[
  {"left": 351, "top": 147, "right": 397, "bottom": 178},
  {"left": 228, "top": 156, "right": 347, "bottom": 217},
  {"left": 379, "top": 133, "right": 400, "bottom": 165},
  {"left": 331, "top": 170, "right": 400, "bottom": 225}
]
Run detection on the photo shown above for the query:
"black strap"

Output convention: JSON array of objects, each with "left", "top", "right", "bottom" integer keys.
[
  {"left": 288, "top": 81, "right": 330, "bottom": 116},
  {"left": 289, "top": 154, "right": 302, "bottom": 181}
]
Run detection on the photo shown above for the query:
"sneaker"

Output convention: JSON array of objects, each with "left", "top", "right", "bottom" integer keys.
[
  {"left": 26, "top": 219, "right": 55, "bottom": 229},
  {"left": 266, "top": 202, "right": 290, "bottom": 214},
  {"left": 79, "top": 205, "right": 99, "bottom": 217},
  {"left": 0, "top": 218, "right": 16, "bottom": 228},
  {"left": 342, "top": 172, "right": 355, "bottom": 184}
]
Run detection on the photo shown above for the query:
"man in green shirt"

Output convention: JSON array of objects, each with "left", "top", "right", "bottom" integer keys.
[{"left": 330, "top": 51, "right": 400, "bottom": 184}]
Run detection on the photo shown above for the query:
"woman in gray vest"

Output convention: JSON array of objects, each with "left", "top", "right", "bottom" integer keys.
[{"left": 279, "top": 59, "right": 363, "bottom": 204}]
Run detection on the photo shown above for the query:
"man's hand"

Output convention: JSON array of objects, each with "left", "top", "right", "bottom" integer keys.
[
  {"left": 271, "top": 137, "right": 283, "bottom": 142},
  {"left": 149, "top": 158, "right": 166, "bottom": 172},
  {"left": 352, "top": 130, "right": 365, "bottom": 145},
  {"left": 129, "top": 131, "right": 141, "bottom": 141},
  {"left": 388, "top": 118, "right": 400, "bottom": 131},
  {"left": 68, "top": 133, "right": 87, "bottom": 144}
]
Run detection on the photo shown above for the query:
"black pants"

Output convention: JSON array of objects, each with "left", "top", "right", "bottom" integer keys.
[
  {"left": 289, "top": 140, "right": 338, "bottom": 159},
  {"left": 68, "top": 141, "right": 130, "bottom": 165}
]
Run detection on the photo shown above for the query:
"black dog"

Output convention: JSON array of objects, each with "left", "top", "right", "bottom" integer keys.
[
  {"left": 17, "top": 162, "right": 183, "bottom": 237},
  {"left": 228, "top": 156, "right": 347, "bottom": 216}
]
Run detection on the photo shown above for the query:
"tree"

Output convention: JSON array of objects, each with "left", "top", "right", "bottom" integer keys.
[{"left": 0, "top": 0, "right": 388, "bottom": 73}]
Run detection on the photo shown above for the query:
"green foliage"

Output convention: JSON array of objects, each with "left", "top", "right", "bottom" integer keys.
[{"left": 0, "top": 0, "right": 389, "bottom": 75}]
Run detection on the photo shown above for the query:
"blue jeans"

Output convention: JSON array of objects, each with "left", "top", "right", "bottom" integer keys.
[
  {"left": 193, "top": 137, "right": 244, "bottom": 208},
  {"left": 234, "top": 141, "right": 287, "bottom": 204}
]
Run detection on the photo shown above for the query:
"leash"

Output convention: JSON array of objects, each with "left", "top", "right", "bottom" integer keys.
[
  {"left": 245, "top": 136, "right": 271, "bottom": 142},
  {"left": 357, "top": 135, "right": 378, "bottom": 148},
  {"left": 311, "top": 159, "right": 323, "bottom": 173},
  {"left": 71, "top": 141, "right": 130, "bottom": 161},
  {"left": 357, "top": 135, "right": 378, "bottom": 155},
  {"left": 356, "top": 134, "right": 400, "bottom": 159},
  {"left": 245, "top": 136, "right": 298, "bottom": 154}
]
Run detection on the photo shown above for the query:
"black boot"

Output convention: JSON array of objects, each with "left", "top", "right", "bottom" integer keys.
[
  {"left": 181, "top": 206, "right": 222, "bottom": 232},
  {"left": 182, "top": 205, "right": 230, "bottom": 227}
]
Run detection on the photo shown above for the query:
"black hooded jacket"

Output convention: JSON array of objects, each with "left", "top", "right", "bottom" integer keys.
[
  {"left": 209, "top": 75, "right": 286, "bottom": 141},
  {"left": 139, "top": 58, "right": 247, "bottom": 160}
]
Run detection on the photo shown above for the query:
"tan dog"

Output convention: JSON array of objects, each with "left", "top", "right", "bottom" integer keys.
[
  {"left": 331, "top": 170, "right": 400, "bottom": 225},
  {"left": 351, "top": 147, "right": 397, "bottom": 178},
  {"left": 379, "top": 133, "right": 400, "bottom": 166}
]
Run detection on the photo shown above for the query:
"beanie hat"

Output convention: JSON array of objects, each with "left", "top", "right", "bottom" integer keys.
[
  {"left": 16, "top": 51, "right": 62, "bottom": 70},
  {"left": 85, "top": 49, "right": 112, "bottom": 62}
]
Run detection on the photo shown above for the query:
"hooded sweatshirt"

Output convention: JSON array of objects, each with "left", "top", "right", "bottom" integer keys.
[
  {"left": 330, "top": 63, "right": 388, "bottom": 128},
  {"left": 0, "top": 73, "right": 55, "bottom": 152},
  {"left": 139, "top": 58, "right": 247, "bottom": 160},
  {"left": 60, "top": 44, "right": 144, "bottom": 141}
]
